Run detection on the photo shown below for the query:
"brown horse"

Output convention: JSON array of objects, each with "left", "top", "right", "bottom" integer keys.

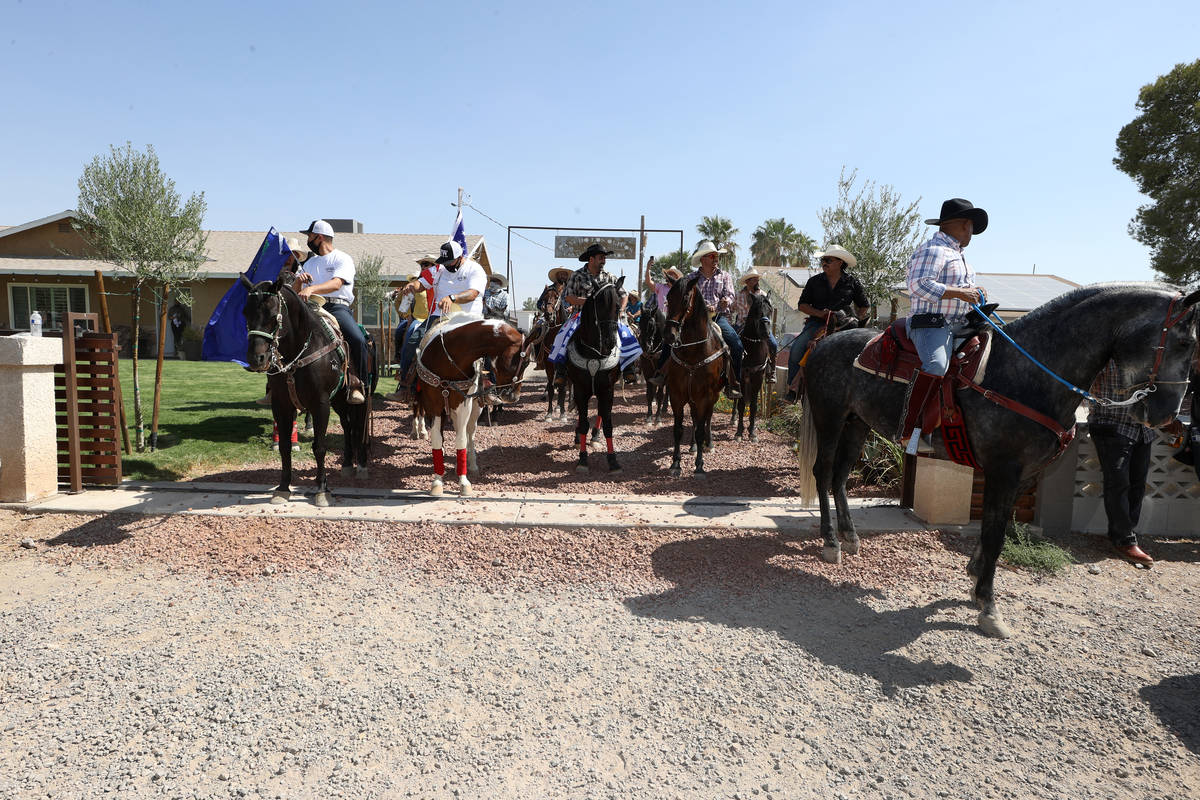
[
  {"left": 534, "top": 287, "right": 570, "bottom": 422},
  {"left": 414, "top": 315, "right": 530, "bottom": 496},
  {"left": 638, "top": 303, "right": 669, "bottom": 425},
  {"left": 664, "top": 275, "right": 725, "bottom": 476}
]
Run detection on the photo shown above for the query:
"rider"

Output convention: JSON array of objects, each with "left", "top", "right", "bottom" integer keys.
[
  {"left": 731, "top": 268, "right": 777, "bottom": 384},
  {"left": 546, "top": 243, "right": 640, "bottom": 379},
  {"left": 784, "top": 244, "right": 870, "bottom": 402},
  {"left": 392, "top": 240, "right": 488, "bottom": 402},
  {"left": 292, "top": 220, "right": 367, "bottom": 405},
  {"left": 482, "top": 273, "right": 510, "bottom": 320},
  {"left": 644, "top": 264, "right": 683, "bottom": 312},
  {"left": 647, "top": 241, "right": 742, "bottom": 400}
]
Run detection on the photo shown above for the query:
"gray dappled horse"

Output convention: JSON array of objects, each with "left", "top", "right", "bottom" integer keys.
[{"left": 798, "top": 283, "right": 1200, "bottom": 638}]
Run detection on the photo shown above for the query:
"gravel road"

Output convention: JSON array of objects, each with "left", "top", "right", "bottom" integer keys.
[{"left": 3, "top": 509, "right": 1198, "bottom": 799}]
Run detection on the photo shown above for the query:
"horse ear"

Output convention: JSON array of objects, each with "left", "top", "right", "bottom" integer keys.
[
  {"left": 239, "top": 273, "right": 254, "bottom": 291},
  {"left": 616, "top": 276, "right": 625, "bottom": 291},
  {"left": 1184, "top": 289, "right": 1200, "bottom": 308},
  {"left": 273, "top": 274, "right": 287, "bottom": 293}
]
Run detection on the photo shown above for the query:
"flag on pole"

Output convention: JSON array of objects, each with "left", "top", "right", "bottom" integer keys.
[
  {"left": 451, "top": 207, "right": 467, "bottom": 257},
  {"left": 202, "top": 227, "right": 295, "bottom": 365}
]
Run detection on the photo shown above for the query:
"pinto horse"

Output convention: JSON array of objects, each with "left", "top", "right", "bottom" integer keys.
[
  {"left": 664, "top": 275, "right": 726, "bottom": 476},
  {"left": 732, "top": 292, "right": 773, "bottom": 442},
  {"left": 565, "top": 279, "right": 626, "bottom": 473},
  {"left": 415, "top": 315, "right": 529, "bottom": 496},
  {"left": 637, "top": 304, "right": 669, "bottom": 425},
  {"left": 798, "top": 283, "right": 1200, "bottom": 638},
  {"left": 241, "top": 274, "right": 370, "bottom": 507}
]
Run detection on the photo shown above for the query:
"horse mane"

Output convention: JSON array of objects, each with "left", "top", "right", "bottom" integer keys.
[{"left": 1006, "top": 281, "right": 1180, "bottom": 337}]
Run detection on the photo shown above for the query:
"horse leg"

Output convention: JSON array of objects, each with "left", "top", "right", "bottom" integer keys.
[
  {"left": 747, "top": 388, "right": 759, "bottom": 443},
  {"left": 271, "top": 405, "right": 293, "bottom": 504},
  {"left": 600, "top": 387, "right": 620, "bottom": 473},
  {"left": 669, "top": 400, "right": 685, "bottom": 478},
  {"left": 831, "top": 417, "right": 871, "bottom": 556},
  {"left": 429, "top": 410, "right": 446, "bottom": 496},
  {"left": 453, "top": 402, "right": 476, "bottom": 496},
  {"left": 466, "top": 400, "right": 482, "bottom": 478},
  {"left": 813, "top": 415, "right": 849, "bottom": 564},
  {"left": 972, "top": 473, "right": 1021, "bottom": 639},
  {"left": 312, "top": 404, "right": 333, "bottom": 507},
  {"left": 590, "top": 412, "right": 603, "bottom": 446},
  {"left": 574, "top": 387, "right": 591, "bottom": 473},
  {"left": 339, "top": 407, "right": 356, "bottom": 478},
  {"left": 545, "top": 364, "right": 555, "bottom": 422},
  {"left": 354, "top": 405, "right": 370, "bottom": 478},
  {"left": 733, "top": 398, "right": 743, "bottom": 440},
  {"left": 692, "top": 404, "right": 709, "bottom": 474},
  {"left": 645, "top": 381, "right": 654, "bottom": 426}
]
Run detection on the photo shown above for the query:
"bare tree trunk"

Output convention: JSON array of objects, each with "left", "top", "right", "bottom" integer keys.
[
  {"left": 150, "top": 283, "right": 169, "bottom": 451},
  {"left": 131, "top": 283, "right": 145, "bottom": 452}
]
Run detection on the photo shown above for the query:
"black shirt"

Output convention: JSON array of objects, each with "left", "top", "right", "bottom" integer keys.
[{"left": 798, "top": 271, "right": 870, "bottom": 315}]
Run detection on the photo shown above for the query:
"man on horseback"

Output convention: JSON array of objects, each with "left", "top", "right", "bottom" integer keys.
[
  {"left": 392, "top": 240, "right": 488, "bottom": 402},
  {"left": 784, "top": 245, "right": 870, "bottom": 402},
  {"left": 547, "top": 243, "right": 641, "bottom": 376},
  {"left": 647, "top": 241, "right": 742, "bottom": 399},
  {"left": 293, "top": 220, "right": 368, "bottom": 404},
  {"left": 731, "top": 268, "right": 777, "bottom": 384},
  {"left": 644, "top": 264, "right": 684, "bottom": 312},
  {"left": 483, "top": 273, "right": 509, "bottom": 320}
]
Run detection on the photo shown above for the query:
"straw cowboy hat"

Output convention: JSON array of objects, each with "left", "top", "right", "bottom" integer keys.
[
  {"left": 925, "top": 198, "right": 988, "bottom": 234},
  {"left": 488, "top": 272, "right": 507, "bottom": 288},
  {"left": 740, "top": 268, "right": 762, "bottom": 285},
  {"left": 813, "top": 244, "right": 857, "bottom": 270},
  {"left": 548, "top": 266, "right": 572, "bottom": 282},
  {"left": 691, "top": 240, "right": 728, "bottom": 266},
  {"left": 285, "top": 238, "right": 308, "bottom": 262},
  {"left": 663, "top": 266, "right": 683, "bottom": 281},
  {"left": 416, "top": 253, "right": 438, "bottom": 266}
]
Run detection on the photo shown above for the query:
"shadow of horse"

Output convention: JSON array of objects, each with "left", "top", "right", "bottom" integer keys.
[
  {"left": 1140, "top": 674, "right": 1200, "bottom": 755},
  {"left": 44, "top": 514, "right": 141, "bottom": 548},
  {"left": 624, "top": 533, "right": 975, "bottom": 691}
]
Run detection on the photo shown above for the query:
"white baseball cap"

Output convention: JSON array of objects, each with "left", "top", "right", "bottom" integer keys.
[{"left": 301, "top": 219, "right": 335, "bottom": 238}]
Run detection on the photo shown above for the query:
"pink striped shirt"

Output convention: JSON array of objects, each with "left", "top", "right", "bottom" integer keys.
[{"left": 906, "top": 231, "right": 976, "bottom": 320}]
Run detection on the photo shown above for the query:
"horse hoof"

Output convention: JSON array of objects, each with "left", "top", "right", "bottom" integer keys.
[
  {"left": 749, "top": 433, "right": 758, "bottom": 443},
  {"left": 688, "top": 444, "right": 696, "bottom": 454},
  {"left": 821, "top": 545, "right": 842, "bottom": 565},
  {"left": 430, "top": 481, "right": 444, "bottom": 497},
  {"left": 978, "top": 612, "right": 1014, "bottom": 639},
  {"left": 668, "top": 466, "right": 681, "bottom": 478},
  {"left": 269, "top": 491, "right": 289, "bottom": 505},
  {"left": 339, "top": 466, "right": 353, "bottom": 478},
  {"left": 842, "top": 537, "right": 861, "bottom": 556},
  {"left": 459, "top": 481, "right": 473, "bottom": 497},
  {"left": 734, "top": 432, "right": 743, "bottom": 441},
  {"left": 355, "top": 467, "right": 369, "bottom": 479},
  {"left": 704, "top": 443, "right": 713, "bottom": 454},
  {"left": 314, "top": 492, "right": 331, "bottom": 508}
]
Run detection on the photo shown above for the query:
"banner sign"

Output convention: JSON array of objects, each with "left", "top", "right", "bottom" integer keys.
[{"left": 554, "top": 235, "right": 637, "bottom": 260}]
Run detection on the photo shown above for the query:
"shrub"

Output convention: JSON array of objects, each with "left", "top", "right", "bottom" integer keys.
[{"left": 1001, "top": 521, "right": 1073, "bottom": 574}]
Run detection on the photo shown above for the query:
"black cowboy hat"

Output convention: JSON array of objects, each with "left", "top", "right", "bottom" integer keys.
[
  {"left": 578, "top": 243, "right": 614, "bottom": 262},
  {"left": 925, "top": 198, "right": 988, "bottom": 234}
]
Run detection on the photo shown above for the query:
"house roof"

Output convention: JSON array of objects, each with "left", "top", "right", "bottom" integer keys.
[{"left": 0, "top": 214, "right": 489, "bottom": 279}]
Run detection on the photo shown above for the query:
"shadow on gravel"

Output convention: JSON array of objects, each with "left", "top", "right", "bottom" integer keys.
[
  {"left": 44, "top": 515, "right": 135, "bottom": 548},
  {"left": 1140, "top": 674, "right": 1200, "bottom": 754},
  {"left": 625, "top": 534, "right": 975, "bottom": 691}
]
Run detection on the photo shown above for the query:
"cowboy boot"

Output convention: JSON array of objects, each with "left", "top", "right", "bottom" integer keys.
[
  {"left": 724, "top": 356, "right": 742, "bottom": 400},
  {"left": 345, "top": 370, "right": 366, "bottom": 404},
  {"left": 900, "top": 370, "right": 942, "bottom": 453}
]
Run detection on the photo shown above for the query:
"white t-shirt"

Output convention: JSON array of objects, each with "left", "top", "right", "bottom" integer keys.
[
  {"left": 430, "top": 257, "right": 487, "bottom": 317},
  {"left": 305, "top": 248, "right": 355, "bottom": 304}
]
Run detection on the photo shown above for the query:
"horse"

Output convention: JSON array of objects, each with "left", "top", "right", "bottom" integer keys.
[
  {"left": 732, "top": 292, "right": 773, "bottom": 442},
  {"left": 565, "top": 279, "right": 626, "bottom": 473},
  {"left": 414, "top": 314, "right": 530, "bottom": 496},
  {"left": 240, "top": 273, "right": 370, "bottom": 507},
  {"left": 663, "top": 275, "right": 726, "bottom": 476},
  {"left": 797, "top": 282, "right": 1200, "bottom": 638},
  {"left": 535, "top": 287, "right": 571, "bottom": 422},
  {"left": 637, "top": 303, "right": 669, "bottom": 425}
]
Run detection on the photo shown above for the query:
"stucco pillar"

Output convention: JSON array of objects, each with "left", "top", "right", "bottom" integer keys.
[{"left": 0, "top": 335, "right": 63, "bottom": 502}]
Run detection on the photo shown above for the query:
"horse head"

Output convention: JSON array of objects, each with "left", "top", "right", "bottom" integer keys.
[
  {"left": 240, "top": 272, "right": 291, "bottom": 372},
  {"left": 664, "top": 275, "right": 699, "bottom": 345},
  {"left": 745, "top": 292, "right": 770, "bottom": 337},
  {"left": 488, "top": 322, "right": 530, "bottom": 405},
  {"left": 579, "top": 277, "right": 624, "bottom": 356},
  {"left": 1110, "top": 286, "right": 1200, "bottom": 426}
]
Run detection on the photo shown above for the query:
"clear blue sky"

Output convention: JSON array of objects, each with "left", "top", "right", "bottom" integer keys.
[{"left": 3, "top": 0, "right": 1198, "bottom": 305}]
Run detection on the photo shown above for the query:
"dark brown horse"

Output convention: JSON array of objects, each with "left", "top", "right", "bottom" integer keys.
[
  {"left": 414, "top": 315, "right": 530, "bottom": 496},
  {"left": 733, "top": 292, "right": 772, "bottom": 442},
  {"left": 241, "top": 274, "right": 369, "bottom": 507},
  {"left": 664, "top": 275, "right": 725, "bottom": 476},
  {"left": 638, "top": 303, "right": 669, "bottom": 425},
  {"left": 565, "top": 279, "right": 626, "bottom": 473},
  {"left": 534, "top": 287, "right": 570, "bottom": 422}
]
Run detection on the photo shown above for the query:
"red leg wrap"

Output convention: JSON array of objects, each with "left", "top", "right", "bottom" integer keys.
[
  {"left": 290, "top": 426, "right": 298, "bottom": 444},
  {"left": 432, "top": 450, "right": 445, "bottom": 476},
  {"left": 606, "top": 437, "right": 615, "bottom": 454},
  {"left": 456, "top": 449, "right": 468, "bottom": 476},
  {"left": 579, "top": 433, "right": 588, "bottom": 453},
  {"left": 594, "top": 415, "right": 601, "bottom": 431},
  {"left": 272, "top": 422, "right": 279, "bottom": 443}
]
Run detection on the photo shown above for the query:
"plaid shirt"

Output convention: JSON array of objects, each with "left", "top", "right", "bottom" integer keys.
[
  {"left": 906, "top": 231, "right": 976, "bottom": 321},
  {"left": 731, "top": 286, "right": 767, "bottom": 327},
  {"left": 1088, "top": 360, "right": 1157, "bottom": 442},
  {"left": 688, "top": 269, "right": 736, "bottom": 314},
  {"left": 563, "top": 266, "right": 616, "bottom": 303}
]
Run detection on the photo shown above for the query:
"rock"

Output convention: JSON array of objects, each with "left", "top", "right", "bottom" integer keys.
[
  {"left": 491, "top": 559, "right": 504, "bottom": 567},
  {"left": 1142, "top": 646, "right": 1158, "bottom": 658},
  {"left": 1114, "top": 767, "right": 1130, "bottom": 778},
  {"left": 1087, "top": 564, "right": 1102, "bottom": 575},
  {"left": 20, "top": 538, "right": 36, "bottom": 549}
]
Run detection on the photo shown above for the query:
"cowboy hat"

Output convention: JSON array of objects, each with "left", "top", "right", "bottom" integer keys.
[
  {"left": 740, "top": 267, "right": 762, "bottom": 285},
  {"left": 663, "top": 266, "right": 683, "bottom": 281},
  {"left": 925, "top": 198, "right": 988, "bottom": 234},
  {"left": 284, "top": 238, "right": 308, "bottom": 262},
  {"left": 548, "top": 266, "right": 572, "bottom": 282},
  {"left": 578, "top": 243, "right": 614, "bottom": 262},
  {"left": 813, "top": 244, "right": 857, "bottom": 270},
  {"left": 416, "top": 253, "right": 438, "bottom": 265},
  {"left": 691, "top": 240, "right": 728, "bottom": 266},
  {"left": 488, "top": 272, "right": 507, "bottom": 288}
]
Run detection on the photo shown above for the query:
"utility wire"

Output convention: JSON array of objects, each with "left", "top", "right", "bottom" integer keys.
[{"left": 461, "top": 200, "right": 554, "bottom": 252}]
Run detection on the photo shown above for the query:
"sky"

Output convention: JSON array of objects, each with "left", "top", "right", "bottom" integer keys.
[{"left": 3, "top": 0, "right": 1199, "bottom": 306}]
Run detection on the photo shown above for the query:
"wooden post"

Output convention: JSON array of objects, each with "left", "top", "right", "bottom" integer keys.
[
  {"left": 149, "top": 283, "right": 168, "bottom": 451},
  {"left": 637, "top": 215, "right": 646, "bottom": 297},
  {"left": 94, "top": 269, "right": 131, "bottom": 455},
  {"left": 61, "top": 315, "right": 82, "bottom": 493}
]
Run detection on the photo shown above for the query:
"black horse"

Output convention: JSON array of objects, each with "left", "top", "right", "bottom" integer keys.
[
  {"left": 637, "top": 303, "right": 668, "bottom": 425},
  {"left": 798, "top": 283, "right": 1200, "bottom": 638},
  {"left": 565, "top": 278, "right": 625, "bottom": 473},
  {"left": 241, "top": 273, "right": 370, "bottom": 507},
  {"left": 733, "top": 292, "right": 773, "bottom": 442},
  {"left": 664, "top": 275, "right": 725, "bottom": 476}
]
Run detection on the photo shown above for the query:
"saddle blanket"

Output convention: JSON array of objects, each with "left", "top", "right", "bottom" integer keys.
[
  {"left": 548, "top": 313, "right": 642, "bottom": 371},
  {"left": 418, "top": 311, "right": 485, "bottom": 350},
  {"left": 853, "top": 319, "right": 991, "bottom": 385}
]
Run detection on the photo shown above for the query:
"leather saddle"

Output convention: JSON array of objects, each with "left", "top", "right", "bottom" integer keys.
[{"left": 853, "top": 304, "right": 997, "bottom": 386}]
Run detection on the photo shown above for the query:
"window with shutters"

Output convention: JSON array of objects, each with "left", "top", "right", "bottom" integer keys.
[{"left": 8, "top": 284, "right": 90, "bottom": 330}]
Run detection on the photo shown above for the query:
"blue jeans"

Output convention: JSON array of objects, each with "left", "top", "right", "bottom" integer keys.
[
  {"left": 787, "top": 317, "right": 826, "bottom": 386},
  {"left": 393, "top": 318, "right": 411, "bottom": 358},
  {"left": 906, "top": 317, "right": 956, "bottom": 376},
  {"left": 325, "top": 303, "right": 368, "bottom": 387},
  {"left": 715, "top": 314, "right": 743, "bottom": 374},
  {"left": 399, "top": 315, "right": 434, "bottom": 385}
]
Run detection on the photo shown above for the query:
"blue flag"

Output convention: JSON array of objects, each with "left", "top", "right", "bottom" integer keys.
[
  {"left": 451, "top": 207, "right": 467, "bottom": 257},
  {"left": 202, "top": 227, "right": 296, "bottom": 365}
]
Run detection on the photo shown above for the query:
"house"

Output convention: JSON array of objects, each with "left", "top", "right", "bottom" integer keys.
[{"left": 0, "top": 211, "right": 492, "bottom": 351}]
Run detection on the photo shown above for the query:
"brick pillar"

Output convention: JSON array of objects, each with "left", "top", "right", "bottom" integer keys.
[{"left": 0, "top": 336, "right": 63, "bottom": 502}]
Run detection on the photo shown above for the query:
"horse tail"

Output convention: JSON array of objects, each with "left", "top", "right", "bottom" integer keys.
[{"left": 795, "top": 392, "right": 819, "bottom": 506}]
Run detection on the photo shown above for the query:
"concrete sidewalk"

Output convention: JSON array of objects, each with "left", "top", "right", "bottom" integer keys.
[{"left": 13, "top": 481, "right": 977, "bottom": 534}]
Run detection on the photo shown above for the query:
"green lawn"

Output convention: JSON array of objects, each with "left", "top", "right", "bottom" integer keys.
[{"left": 116, "top": 359, "right": 286, "bottom": 481}]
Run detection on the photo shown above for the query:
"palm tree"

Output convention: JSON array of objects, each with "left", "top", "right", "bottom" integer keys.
[
  {"left": 696, "top": 215, "right": 739, "bottom": 270},
  {"left": 751, "top": 218, "right": 817, "bottom": 268}
]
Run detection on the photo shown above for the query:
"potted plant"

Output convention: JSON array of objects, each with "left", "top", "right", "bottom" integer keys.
[{"left": 180, "top": 326, "right": 203, "bottom": 361}]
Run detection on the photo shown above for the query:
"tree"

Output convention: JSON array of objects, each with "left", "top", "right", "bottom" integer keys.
[
  {"left": 74, "top": 142, "right": 207, "bottom": 452},
  {"left": 750, "top": 217, "right": 817, "bottom": 267},
  {"left": 521, "top": 296, "right": 537, "bottom": 311},
  {"left": 817, "top": 167, "right": 924, "bottom": 320},
  {"left": 696, "top": 215, "right": 739, "bottom": 270},
  {"left": 651, "top": 249, "right": 692, "bottom": 282},
  {"left": 354, "top": 252, "right": 389, "bottom": 309},
  {"left": 1114, "top": 59, "right": 1200, "bottom": 285}
]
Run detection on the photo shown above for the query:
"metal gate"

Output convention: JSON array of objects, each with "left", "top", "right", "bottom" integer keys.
[{"left": 56, "top": 312, "right": 123, "bottom": 490}]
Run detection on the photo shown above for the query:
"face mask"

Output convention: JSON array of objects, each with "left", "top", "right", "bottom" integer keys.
[
  {"left": 307, "top": 238, "right": 319, "bottom": 254},
  {"left": 444, "top": 259, "right": 459, "bottom": 273}
]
